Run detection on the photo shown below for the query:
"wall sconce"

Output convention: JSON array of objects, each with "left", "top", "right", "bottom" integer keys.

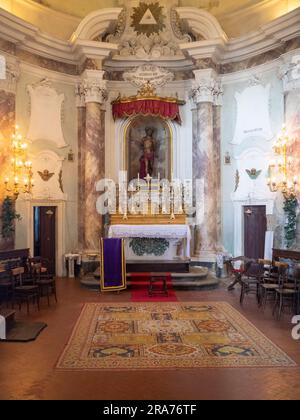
[{"left": 68, "top": 149, "right": 74, "bottom": 162}]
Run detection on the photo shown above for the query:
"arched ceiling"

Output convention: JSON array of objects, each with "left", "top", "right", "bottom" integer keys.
[{"left": 1, "top": 0, "right": 299, "bottom": 39}]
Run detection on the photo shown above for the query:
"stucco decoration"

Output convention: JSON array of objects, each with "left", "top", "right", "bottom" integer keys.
[
  {"left": 280, "top": 53, "right": 300, "bottom": 93},
  {"left": 232, "top": 83, "right": 273, "bottom": 145},
  {"left": 109, "top": 1, "right": 186, "bottom": 61},
  {"left": 232, "top": 148, "right": 273, "bottom": 201},
  {"left": 31, "top": 150, "right": 66, "bottom": 200},
  {"left": 123, "top": 65, "right": 174, "bottom": 88},
  {"left": 27, "top": 79, "right": 67, "bottom": 148}
]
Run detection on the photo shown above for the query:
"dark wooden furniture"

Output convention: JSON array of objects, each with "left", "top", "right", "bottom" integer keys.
[
  {"left": 0, "top": 249, "right": 30, "bottom": 306},
  {"left": 33, "top": 259, "right": 57, "bottom": 306},
  {"left": 225, "top": 257, "right": 252, "bottom": 291},
  {"left": 273, "top": 249, "right": 300, "bottom": 262},
  {"left": 148, "top": 273, "right": 169, "bottom": 297},
  {"left": 273, "top": 262, "right": 299, "bottom": 320},
  {"left": 240, "top": 261, "right": 265, "bottom": 305},
  {"left": 12, "top": 267, "right": 40, "bottom": 315},
  {"left": 0, "top": 249, "right": 30, "bottom": 267}
]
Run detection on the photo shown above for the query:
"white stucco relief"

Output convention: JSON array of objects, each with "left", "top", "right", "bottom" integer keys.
[
  {"left": 27, "top": 79, "right": 67, "bottom": 148},
  {"left": 232, "top": 83, "right": 273, "bottom": 145}
]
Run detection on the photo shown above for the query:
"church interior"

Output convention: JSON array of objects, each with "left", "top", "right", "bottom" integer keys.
[{"left": 0, "top": 0, "right": 300, "bottom": 401}]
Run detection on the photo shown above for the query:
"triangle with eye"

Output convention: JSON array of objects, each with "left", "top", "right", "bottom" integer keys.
[{"left": 139, "top": 8, "right": 157, "bottom": 25}]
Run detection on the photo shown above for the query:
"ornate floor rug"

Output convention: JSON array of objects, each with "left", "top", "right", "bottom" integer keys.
[{"left": 56, "top": 302, "right": 296, "bottom": 370}]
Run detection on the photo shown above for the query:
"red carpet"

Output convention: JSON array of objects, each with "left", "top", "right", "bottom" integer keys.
[{"left": 130, "top": 273, "right": 178, "bottom": 302}]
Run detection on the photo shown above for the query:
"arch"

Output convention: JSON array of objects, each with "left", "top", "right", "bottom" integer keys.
[
  {"left": 113, "top": 116, "right": 182, "bottom": 182},
  {"left": 175, "top": 7, "right": 228, "bottom": 41},
  {"left": 71, "top": 8, "right": 123, "bottom": 42}
]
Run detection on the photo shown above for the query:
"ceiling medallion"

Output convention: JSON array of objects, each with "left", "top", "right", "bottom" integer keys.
[{"left": 131, "top": 2, "right": 166, "bottom": 36}]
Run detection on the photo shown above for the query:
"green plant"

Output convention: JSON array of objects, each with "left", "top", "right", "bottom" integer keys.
[
  {"left": 283, "top": 194, "right": 298, "bottom": 248},
  {"left": 1, "top": 197, "right": 21, "bottom": 239}
]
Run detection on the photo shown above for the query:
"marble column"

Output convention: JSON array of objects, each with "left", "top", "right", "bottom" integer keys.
[
  {"left": 77, "top": 70, "right": 107, "bottom": 253},
  {"left": 76, "top": 85, "right": 86, "bottom": 250},
  {"left": 192, "top": 69, "right": 222, "bottom": 260}
]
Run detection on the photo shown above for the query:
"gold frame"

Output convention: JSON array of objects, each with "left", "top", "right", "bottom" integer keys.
[{"left": 123, "top": 115, "right": 173, "bottom": 182}]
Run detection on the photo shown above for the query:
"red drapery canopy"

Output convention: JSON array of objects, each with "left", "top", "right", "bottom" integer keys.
[{"left": 112, "top": 99, "right": 182, "bottom": 125}]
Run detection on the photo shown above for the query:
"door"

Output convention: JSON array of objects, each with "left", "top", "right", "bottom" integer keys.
[
  {"left": 244, "top": 205, "right": 267, "bottom": 260},
  {"left": 34, "top": 207, "right": 56, "bottom": 275}
]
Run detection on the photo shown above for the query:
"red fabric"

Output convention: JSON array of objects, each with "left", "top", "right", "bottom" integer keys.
[
  {"left": 130, "top": 273, "right": 178, "bottom": 302},
  {"left": 112, "top": 100, "right": 182, "bottom": 125}
]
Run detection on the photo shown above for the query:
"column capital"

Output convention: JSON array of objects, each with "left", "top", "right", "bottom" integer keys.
[
  {"left": 0, "top": 57, "right": 19, "bottom": 94},
  {"left": 279, "top": 54, "right": 300, "bottom": 93},
  {"left": 77, "top": 69, "right": 108, "bottom": 105},
  {"left": 191, "top": 68, "right": 223, "bottom": 106}
]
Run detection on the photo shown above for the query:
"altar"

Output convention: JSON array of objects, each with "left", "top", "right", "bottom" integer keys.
[{"left": 108, "top": 223, "right": 191, "bottom": 261}]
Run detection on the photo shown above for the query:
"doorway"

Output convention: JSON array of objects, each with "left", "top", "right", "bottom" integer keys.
[
  {"left": 34, "top": 206, "right": 56, "bottom": 275},
  {"left": 244, "top": 205, "right": 267, "bottom": 259}
]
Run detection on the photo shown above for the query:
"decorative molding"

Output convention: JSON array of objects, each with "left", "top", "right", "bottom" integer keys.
[
  {"left": 0, "top": 8, "right": 119, "bottom": 66},
  {"left": 105, "top": 8, "right": 127, "bottom": 43},
  {"left": 175, "top": 7, "right": 228, "bottom": 42},
  {"left": 179, "top": 7, "right": 300, "bottom": 64},
  {"left": 170, "top": 8, "right": 192, "bottom": 43},
  {"left": 71, "top": 8, "right": 123, "bottom": 42},
  {"left": 0, "top": 6, "right": 299, "bottom": 73}
]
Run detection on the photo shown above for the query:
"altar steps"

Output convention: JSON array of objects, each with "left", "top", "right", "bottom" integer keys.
[
  {"left": 80, "top": 266, "right": 219, "bottom": 290},
  {"left": 126, "top": 260, "right": 190, "bottom": 274}
]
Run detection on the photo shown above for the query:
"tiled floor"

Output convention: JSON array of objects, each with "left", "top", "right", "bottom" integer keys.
[{"left": 0, "top": 278, "right": 299, "bottom": 400}]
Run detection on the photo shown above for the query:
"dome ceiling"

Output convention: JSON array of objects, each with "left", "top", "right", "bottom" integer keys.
[
  {"left": 1, "top": 0, "right": 299, "bottom": 39},
  {"left": 30, "top": 1, "right": 266, "bottom": 19}
]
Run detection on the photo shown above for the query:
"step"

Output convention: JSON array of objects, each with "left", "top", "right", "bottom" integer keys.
[
  {"left": 0, "top": 309, "right": 16, "bottom": 333},
  {"left": 126, "top": 260, "right": 190, "bottom": 273}
]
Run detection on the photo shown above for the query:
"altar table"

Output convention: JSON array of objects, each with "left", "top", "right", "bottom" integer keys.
[
  {"left": 64, "top": 254, "right": 82, "bottom": 278},
  {"left": 108, "top": 224, "right": 191, "bottom": 259}
]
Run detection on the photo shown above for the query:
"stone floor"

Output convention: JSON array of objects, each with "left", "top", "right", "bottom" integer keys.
[{"left": 0, "top": 278, "right": 300, "bottom": 400}]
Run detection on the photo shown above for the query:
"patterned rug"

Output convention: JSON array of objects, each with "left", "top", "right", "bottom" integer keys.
[{"left": 57, "top": 302, "right": 296, "bottom": 370}]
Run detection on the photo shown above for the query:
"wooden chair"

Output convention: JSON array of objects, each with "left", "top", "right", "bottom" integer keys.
[
  {"left": 274, "top": 262, "right": 299, "bottom": 320},
  {"left": 0, "top": 267, "right": 13, "bottom": 308},
  {"left": 240, "top": 261, "right": 265, "bottom": 305},
  {"left": 259, "top": 259, "right": 280, "bottom": 311},
  {"left": 11, "top": 267, "right": 40, "bottom": 315},
  {"left": 226, "top": 257, "right": 251, "bottom": 291},
  {"left": 34, "top": 260, "right": 57, "bottom": 306}
]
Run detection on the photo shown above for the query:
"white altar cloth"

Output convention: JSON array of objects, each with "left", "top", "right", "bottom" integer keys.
[
  {"left": 108, "top": 225, "right": 191, "bottom": 258},
  {"left": 0, "top": 315, "right": 6, "bottom": 340}
]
